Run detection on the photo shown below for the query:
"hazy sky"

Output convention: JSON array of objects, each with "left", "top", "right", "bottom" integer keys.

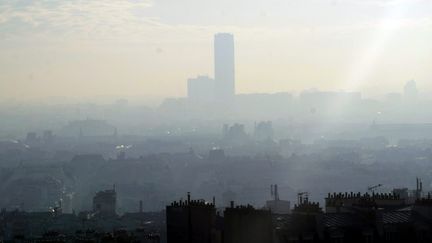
[{"left": 0, "top": 0, "right": 431, "bottom": 100}]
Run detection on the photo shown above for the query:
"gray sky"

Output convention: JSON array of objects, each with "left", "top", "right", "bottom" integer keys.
[{"left": 0, "top": 0, "right": 431, "bottom": 100}]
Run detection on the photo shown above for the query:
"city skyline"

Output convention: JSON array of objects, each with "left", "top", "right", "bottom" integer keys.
[
  {"left": 188, "top": 33, "right": 235, "bottom": 101},
  {"left": 0, "top": 0, "right": 431, "bottom": 101},
  {"left": 2, "top": 1, "right": 432, "bottom": 242}
]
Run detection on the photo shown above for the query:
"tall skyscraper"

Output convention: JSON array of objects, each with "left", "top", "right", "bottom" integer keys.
[{"left": 214, "top": 33, "right": 235, "bottom": 99}]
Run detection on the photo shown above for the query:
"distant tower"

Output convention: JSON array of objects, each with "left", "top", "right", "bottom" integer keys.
[{"left": 214, "top": 33, "right": 235, "bottom": 100}]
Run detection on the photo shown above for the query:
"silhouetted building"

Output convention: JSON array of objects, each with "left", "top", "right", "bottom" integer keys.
[
  {"left": 283, "top": 199, "right": 323, "bottom": 242},
  {"left": 93, "top": 187, "right": 117, "bottom": 217},
  {"left": 166, "top": 193, "right": 220, "bottom": 243},
  {"left": 275, "top": 192, "right": 432, "bottom": 243},
  {"left": 224, "top": 202, "right": 273, "bottom": 243},
  {"left": 214, "top": 33, "right": 235, "bottom": 100}
]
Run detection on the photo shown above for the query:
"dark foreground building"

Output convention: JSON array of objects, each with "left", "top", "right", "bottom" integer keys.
[
  {"left": 166, "top": 195, "right": 272, "bottom": 243},
  {"left": 4, "top": 189, "right": 432, "bottom": 243},
  {"left": 166, "top": 193, "right": 221, "bottom": 243},
  {"left": 275, "top": 192, "right": 432, "bottom": 243},
  {"left": 164, "top": 190, "right": 432, "bottom": 243},
  {"left": 224, "top": 203, "right": 273, "bottom": 243}
]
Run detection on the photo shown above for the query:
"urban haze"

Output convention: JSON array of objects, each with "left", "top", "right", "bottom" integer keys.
[{"left": 0, "top": 1, "right": 432, "bottom": 243}]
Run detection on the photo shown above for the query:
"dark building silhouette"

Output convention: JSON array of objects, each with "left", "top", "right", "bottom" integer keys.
[
  {"left": 275, "top": 190, "right": 432, "bottom": 243},
  {"left": 224, "top": 203, "right": 273, "bottom": 243},
  {"left": 284, "top": 198, "right": 323, "bottom": 242},
  {"left": 166, "top": 193, "right": 220, "bottom": 243},
  {"left": 214, "top": 33, "right": 235, "bottom": 100},
  {"left": 93, "top": 187, "right": 117, "bottom": 217}
]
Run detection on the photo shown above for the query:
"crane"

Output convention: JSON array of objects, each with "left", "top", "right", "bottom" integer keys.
[{"left": 367, "top": 184, "right": 383, "bottom": 193}]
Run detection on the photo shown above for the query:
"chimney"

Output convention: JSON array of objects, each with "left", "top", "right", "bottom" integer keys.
[
  {"left": 230, "top": 201, "right": 234, "bottom": 208},
  {"left": 187, "top": 192, "right": 191, "bottom": 204},
  {"left": 212, "top": 196, "right": 216, "bottom": 206}
]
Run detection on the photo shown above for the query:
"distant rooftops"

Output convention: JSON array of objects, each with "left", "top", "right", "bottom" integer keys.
[{"left": 169, "top": 193, "right": 215, "bottom": 208}]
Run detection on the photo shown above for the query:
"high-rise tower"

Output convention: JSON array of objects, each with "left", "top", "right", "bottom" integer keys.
[{"left": 214, "top": 33, "right": 235, "bottom": 99}]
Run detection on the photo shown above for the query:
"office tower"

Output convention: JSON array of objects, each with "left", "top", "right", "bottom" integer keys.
[{"left": 214, "top": 33, "right": 235, "bottom": 100}]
